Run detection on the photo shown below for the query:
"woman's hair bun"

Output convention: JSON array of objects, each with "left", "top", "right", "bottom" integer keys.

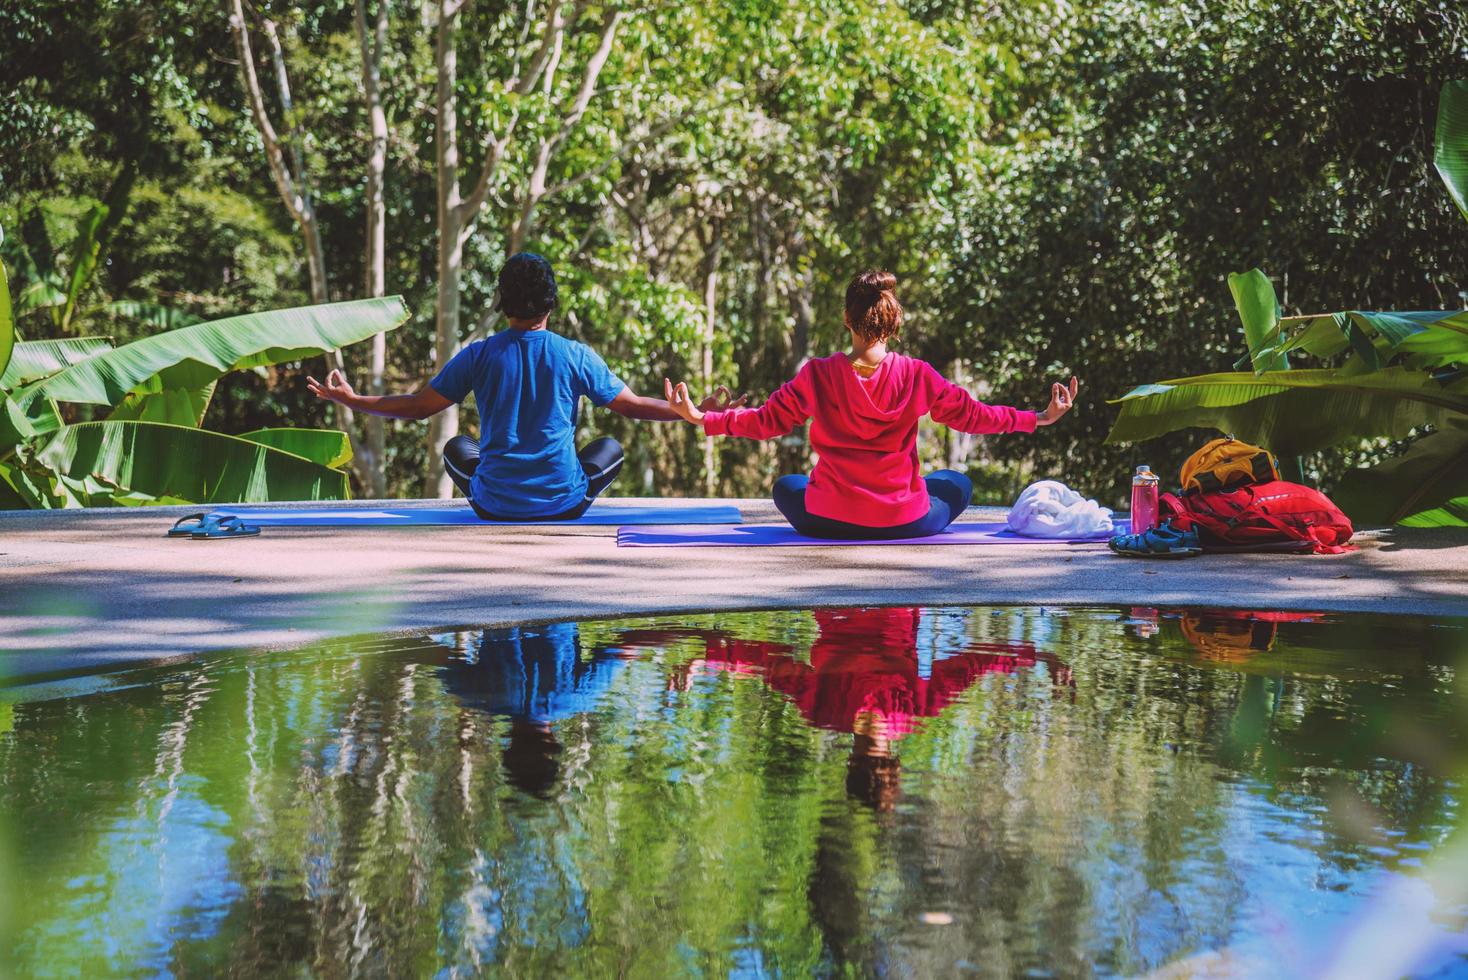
[
  {"left": 854, "top": 270, "right": 897, "bottom": 293},
  {"left": 845, "top": 269, "right": 903, "bottom": 342}
]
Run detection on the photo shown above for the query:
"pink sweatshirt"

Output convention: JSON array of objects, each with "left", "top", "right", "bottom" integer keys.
[{"left": 702, "top": 352, "right": 1037, "bottom": 527}]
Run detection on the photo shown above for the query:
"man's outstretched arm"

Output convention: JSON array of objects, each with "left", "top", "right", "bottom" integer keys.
[
  {"left": 605, "top": 385, "right": 747, "bottom": 422},
  {"left": 308, "top": 369, "right": 454, "bottom": 420}
]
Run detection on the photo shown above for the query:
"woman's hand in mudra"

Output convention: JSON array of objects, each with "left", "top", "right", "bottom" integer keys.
[
  {"left": 666, "top": 378, "right": 734, "bottom": 422},
  {"left": 1036, "top": 376, "right": 1079, "bottom": 426},
  {"left": 697, "top": 385, "right": 749, "bottom": 414}
]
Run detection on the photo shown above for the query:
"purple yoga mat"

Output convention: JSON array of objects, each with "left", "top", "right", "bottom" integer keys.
[
  {"left": 205, "top": 503, "right": 743, "bottom": 527},
  {"left": 616, "top": 521, "right": 1124, "bottom": 548}
]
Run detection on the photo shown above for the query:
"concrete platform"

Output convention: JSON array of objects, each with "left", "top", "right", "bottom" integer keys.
[{"left": 3, "top": 497, "right": 1466, "bottom": 684}]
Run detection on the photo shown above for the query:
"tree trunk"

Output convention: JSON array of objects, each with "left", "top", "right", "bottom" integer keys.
[
  {"left": 356, "top": 0, "right": 390, "bottom": 499},
  {"left": 779, "top": 260, "right": 815, "bottom": 477},
  {"left": 945, "top": 360, "right": 976, "bottom": 470},
  {"left": 423, "top": 1, "right": 623, "bottom": 495},
  {"left": 231, "top": 0, "right": 376, "bottom": 495},
  {"left": 426, "top": 0, "right": 462, "bottom": 499},
  {"left": 700, "top": 219, "right": 722, "bottom": 496}
]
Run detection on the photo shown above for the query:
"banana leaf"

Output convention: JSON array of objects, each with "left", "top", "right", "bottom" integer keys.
[
  {"left": 0, "top": 377, "right": 64, "bottom": 453},
  {"left": 60, "top": 203, "right": 107, "bottom": 333},
  {"left": 1330, "top": 425, "right": 1468, "bottom": 527},
  {"left": 0, "top": 252, "right": 12, "bottom": 379},
  {"left": 0, "top": 463, "right": 30, "bottom": 508},
  {"left": 0, "top": 337, "right": 113, "bottom": 390},
  {"left": 1257, "top": 310, "right": 1468, "bottom": 370},
  {"left": 0, "top": 457, "right": 57, "bottom": 509},
  {"left": 239, "top": 427, "right": 353, "bottom": 469},
  {"left": 35, "top": 421, "right": 351, "bottom": 505},
  {"left": 1436, "top": 79, "right": 1468, "bottom": 222},
  {"left": 1107, "top": 367, "right": 1468, "bottom": 457},
  {"left": 105, "top": 300, "right": 203, "bottom": 331},
  {"left": 106, "top": 365, "right": 216, "bottom": 425},
  {"left": 34, "top": 296, "right": 410, "bottom": 423},
  {"left": 14, "top": 280, "right": 67, "bottom": 317},
  {"left": 1228, "top": 269, "right": 1287, "bottom": 373},
  {"left": 1400, "top": 497, "right": 1468, "bottom": 527}
]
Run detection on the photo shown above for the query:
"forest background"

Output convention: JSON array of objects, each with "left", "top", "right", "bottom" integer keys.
[{"left": 4, "top": 0, "right": 1465, "bottom": 506}]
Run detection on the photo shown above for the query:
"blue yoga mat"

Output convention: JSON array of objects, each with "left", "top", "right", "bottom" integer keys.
[
  {"left": 617, "top": 521, "right": 1125, "bottom": 548},
  {"left": 207, "top": 503, "right": 744, "bottom": 527}
]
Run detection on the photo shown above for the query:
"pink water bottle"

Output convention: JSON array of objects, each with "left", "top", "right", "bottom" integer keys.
[{"left": 1130, "top": 465, "right": 1160, "bottom": 534}]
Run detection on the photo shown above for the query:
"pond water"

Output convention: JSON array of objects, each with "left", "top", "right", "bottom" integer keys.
[{"left": 1, "top": 606, "right": 1466, "bottom": 977}]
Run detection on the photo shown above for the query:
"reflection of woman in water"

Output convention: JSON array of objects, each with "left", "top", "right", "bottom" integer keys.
[
  {"left": 613, "top": 607, "right": 1071, "bottom": 974},
  {"left": 439, "top": 622, "right": 634, "bottom": 797},
  {"left": 617, "top": 607, "right": 1072, "bottom": 810}
]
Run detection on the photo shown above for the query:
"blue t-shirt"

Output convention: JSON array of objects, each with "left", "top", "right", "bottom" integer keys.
[
  {"left": 430, "top": 329, "right": 626, "bottom": 517},
  {"left": 440, "top": 623, "right": 633, "bottom": 725}
]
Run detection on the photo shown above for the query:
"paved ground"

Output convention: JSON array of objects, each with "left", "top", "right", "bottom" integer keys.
[{"left": 3, "top": 497, "right": 1466, "bottom": 684}]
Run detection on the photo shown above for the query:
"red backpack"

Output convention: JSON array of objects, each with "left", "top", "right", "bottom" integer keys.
[{"left": 1161, "top": 480, "right": 1355, "bottom": 555}]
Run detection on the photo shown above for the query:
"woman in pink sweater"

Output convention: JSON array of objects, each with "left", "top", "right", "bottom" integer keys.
[{"left": 664, "top": 270, "right": 1079, "bottom": 539}]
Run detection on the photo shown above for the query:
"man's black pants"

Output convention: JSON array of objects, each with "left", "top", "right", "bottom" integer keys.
[{"left": 443, "top": 435, "right": 624, "bottom": 521}]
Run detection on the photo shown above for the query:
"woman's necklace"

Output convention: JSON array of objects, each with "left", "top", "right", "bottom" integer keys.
[{"left": 851, "top": 348, "right": 887, "bottom": 378}]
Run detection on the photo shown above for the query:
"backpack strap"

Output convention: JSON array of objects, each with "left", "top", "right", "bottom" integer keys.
[
  {"left": 1161, "top": 490, "right": 1233, "bottom": 539},
  {"left": 1160, "top": 491, "right": 1186, "bottom": 516},
  {"left": 1205, "top": 487, "right": 1305, "bottom": 541},
  {"left": 1210, "top": 489, "right": 1355, "bottom": 554}
]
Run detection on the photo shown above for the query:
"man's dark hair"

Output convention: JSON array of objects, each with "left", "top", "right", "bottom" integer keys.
[
  {"left": 502, "top": 718, "right": 562, "bottom": 799},
  {"left": 496, "top": 252, "right": 558, "bottom": 319}
]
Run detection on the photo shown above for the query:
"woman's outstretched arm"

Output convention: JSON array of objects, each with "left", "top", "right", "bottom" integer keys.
[
  {"left": 664, "top": 374, "right": 812, "bottom": 439},
  {"left": 928, "top": 371, "right": 1078, "bottom": 433},
  {"left": 606, "top": 385, "right": 748, "bottom": 421}
]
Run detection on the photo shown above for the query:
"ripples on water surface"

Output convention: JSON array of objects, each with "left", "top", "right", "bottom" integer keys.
[{"left": 1, "top": 605, "right": 1466, "bottom": 977}]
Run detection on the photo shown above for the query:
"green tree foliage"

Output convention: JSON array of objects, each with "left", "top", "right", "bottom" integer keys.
[
  {"left": 1106, "top": 76, "right": 1468, "bottom": 525},
  {"left": 4, "top": 0, "right": 1464, "bottom": 504},
  {"left": 943, "top": 0, "right": 1468, "bottom": 504}
]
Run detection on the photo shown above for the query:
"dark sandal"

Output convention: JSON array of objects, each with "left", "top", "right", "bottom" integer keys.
[
  {"left": 166, "top": 513, "right": 211, "bottom": 538},
  {"left": 1109, "top": 521, "right": 1203, "bottom": 558},
  {"left": 190, "top": 515, "right": 261, "bottom": 540}
]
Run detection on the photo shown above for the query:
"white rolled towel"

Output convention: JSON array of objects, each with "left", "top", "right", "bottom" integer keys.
[{"left": 1006, "top": 480, "right": 1116, "bottom": 539}]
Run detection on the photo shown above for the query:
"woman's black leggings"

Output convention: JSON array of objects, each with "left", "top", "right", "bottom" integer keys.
[
  {"left": 444, "top": 435, "right": 624, "bottom": 521},
  {"left": 772, "top": 469, "right": 974, "bottom": 540}
]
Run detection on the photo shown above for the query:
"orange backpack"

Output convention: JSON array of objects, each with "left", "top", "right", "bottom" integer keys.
[{"left": 1179, "top": 438, "right": 1279, "bottom": 494}]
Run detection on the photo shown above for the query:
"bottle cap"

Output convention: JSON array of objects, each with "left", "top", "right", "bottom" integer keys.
[{"left": 1135, "top": 464, "right": 1152, "bottom": 474}]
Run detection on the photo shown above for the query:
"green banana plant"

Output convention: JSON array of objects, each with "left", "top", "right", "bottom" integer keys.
[
  {"left": 1106, "top": 80, "right": 1468, "bottom": 526},
  {"left": 1109, "top": 367, "right": 1468, "bottom": 457},
  {"left": 35, "top": 421, "right": 351, "bottom": 507},
  {"left": 0, "top": 284, "right": 408, "bottom": 509},
  {"left": 1331, "top": 422, "right": 1468, "bottom": 527},
  {"left": 0, "top": 247, "right": 13, "bottom": 384},
  {"left": 1436, "top": 79, "right": 1468, "bottom": 221},
  {"left": 1, "top": 337, "right": 113, "bottom": 389},
  {"left": 32, "top": 296, "right": 410, "bottom": 429},
  {"left": 238, "top": 428, "right": 354, "bottom": 470},
  {"left": 6, "top": 203, "right": 110, "bottom": 334}
]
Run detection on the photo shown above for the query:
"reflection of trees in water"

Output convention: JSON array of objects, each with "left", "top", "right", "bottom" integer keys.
[{"left": 0, "top": 608, "right": 1462, "bottom": 976}]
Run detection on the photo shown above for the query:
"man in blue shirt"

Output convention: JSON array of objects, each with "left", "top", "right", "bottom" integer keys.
[
  {"left": 309, "top": 252, "right": 742, "bottom": 518},
  {"left": 437, "top": 621, "right": 636, "bottom": 797}
]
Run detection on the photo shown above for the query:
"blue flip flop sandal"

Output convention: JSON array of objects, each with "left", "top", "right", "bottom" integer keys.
[
  {"left": 167, "top": 513, "right": 211, "bottom": 538},
  {"left": 1109, "top": 521, "right": 1203, "bottom": 558},
  {"left": 190, "top": 514, "right": 261, "bottom": 540}
]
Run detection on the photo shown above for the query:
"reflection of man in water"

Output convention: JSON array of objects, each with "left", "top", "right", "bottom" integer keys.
[
  {"left": 617, "top": 608, "right": 1071, "bottom": 811},
  {"left": 439, "top": 623, "right": 634, "bottom": 797}
]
